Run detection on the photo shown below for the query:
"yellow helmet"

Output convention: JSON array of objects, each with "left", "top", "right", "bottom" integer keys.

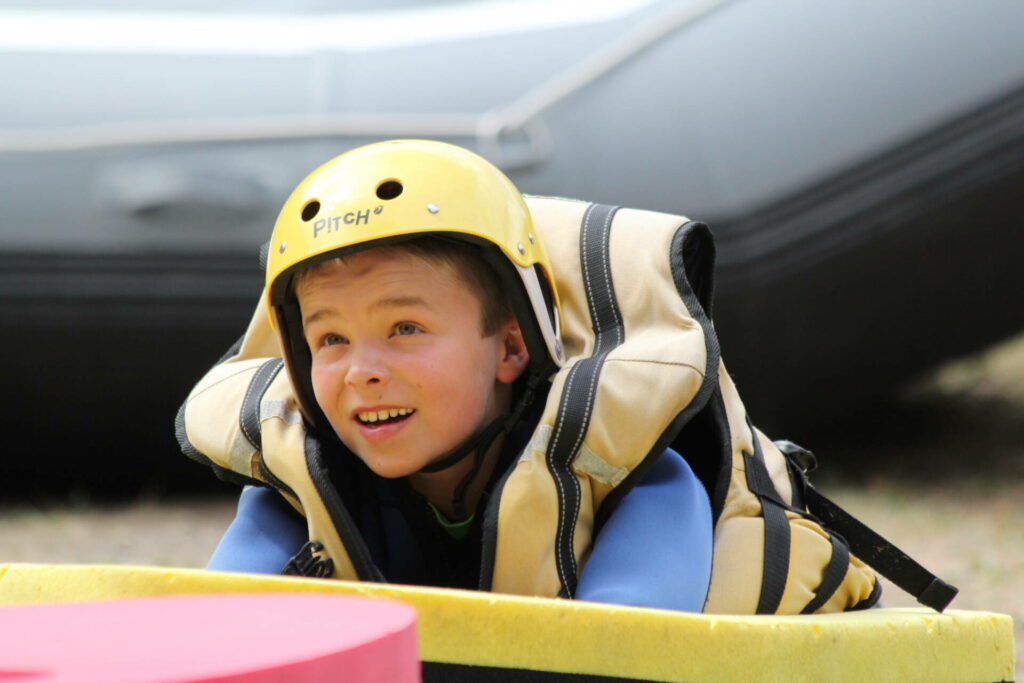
[{"left": 266, "top": 139, "right": 564, "bottom": 432}]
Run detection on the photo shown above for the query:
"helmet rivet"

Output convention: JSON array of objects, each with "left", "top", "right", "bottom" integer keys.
[
  {"left": 528, "top": 233, "right": 536, "bottom": 244},
  {"left": 279, "top": 241, "right": 287, "bottom": 253},
  {"left": 426, "top": 203, "right": 440, "bottom": 214},
  {"left": 517, "top": 242, "right": 526, "bottom": 255}
]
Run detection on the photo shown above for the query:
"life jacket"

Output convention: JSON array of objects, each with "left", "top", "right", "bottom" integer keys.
[{"left": 176, "top": 195, "right": 956, "bottom": 614}]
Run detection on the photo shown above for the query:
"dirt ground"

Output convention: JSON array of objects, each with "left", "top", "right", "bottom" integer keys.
[{"left": 2, "top": 333, "right": 1022, "bottom": 678}]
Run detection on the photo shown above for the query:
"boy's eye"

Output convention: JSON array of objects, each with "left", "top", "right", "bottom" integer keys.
[
  {"left": 394, "top": 322, "right": 420, "bottom": 336},
  {"left": 321, "top": 333, "right": 347, "bottom": 347}
]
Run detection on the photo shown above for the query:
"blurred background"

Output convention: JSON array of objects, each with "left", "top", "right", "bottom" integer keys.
[
  {"left": 1, "top": 0, "right": 1022, "bottom": 674},
  {"left": 1, "top": 0, "right": 1023, "bottom": 495}
]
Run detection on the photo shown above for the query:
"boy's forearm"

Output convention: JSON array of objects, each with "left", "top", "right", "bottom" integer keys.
[
  {"left": 575, "top": 449, "right": 713, "bottom": 612},
  {"left": 207, "top": 486, "right": 307, "bottom": 573}
]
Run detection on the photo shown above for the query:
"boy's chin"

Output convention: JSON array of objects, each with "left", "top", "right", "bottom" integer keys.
[
  {"left": 369, "top": 466, "right": 416, "bottom": 479},
  {"left": 341, "top": 439, "right": 463, "bottom": 480},
  {"left": 331, "top": 436, "right": 417, "bottom": 478},
  {"left": 355, "top": 453, "right": 430, "bottom": 480}
]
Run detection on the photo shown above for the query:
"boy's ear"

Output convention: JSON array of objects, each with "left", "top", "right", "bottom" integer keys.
[{"left": 496, "top": 319, "right": 530, "bottom": 384}]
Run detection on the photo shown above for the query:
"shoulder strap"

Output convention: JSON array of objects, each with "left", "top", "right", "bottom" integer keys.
[
  {"left": 239, "top": 358, "right": 284, "bottom": 452},
  {"left": 546, "top": 203, "right": 624, "bottom": 598},
  {"left": 742, "top": 420, "right": 791, "bottom": 614}
]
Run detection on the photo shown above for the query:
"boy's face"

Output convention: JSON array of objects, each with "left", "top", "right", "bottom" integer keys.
[{"left": 297, "top": 247, "right": 527, "bottom": 479}]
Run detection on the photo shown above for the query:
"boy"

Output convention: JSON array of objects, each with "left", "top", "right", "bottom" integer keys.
[{"left": 193, "top": 140, "right": 713, "bottom": 611}]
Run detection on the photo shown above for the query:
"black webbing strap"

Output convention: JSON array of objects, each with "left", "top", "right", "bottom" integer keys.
[
  {"left": 546, "top": 203, "right": 623, "bottom": 598},
  {"left": 418, "top": 415, "right": 507, "bottom": 474},
  {"left": 802, "top": 484, "right": 959, "bottom": 612},
  {"left": 800, "top": 533, "right": 850, "bottom": 614},
  {"left": 777, "top": 441, "right": 957, "bottom": 612},
  {"left": 743, "top": 448, "right": 791, "bottom": 615},
  {"left": 238, "top": 358, "right": 285, "bottom": 452}
]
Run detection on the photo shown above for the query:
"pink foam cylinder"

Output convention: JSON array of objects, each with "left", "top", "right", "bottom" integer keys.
[{"left": 0, "top": 593, "right": 419, "bottom": 682}]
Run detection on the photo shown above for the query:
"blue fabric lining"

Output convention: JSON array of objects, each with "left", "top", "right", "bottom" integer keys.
[{"left": 206, "top": 448, "right": 713, "bottom": 613}]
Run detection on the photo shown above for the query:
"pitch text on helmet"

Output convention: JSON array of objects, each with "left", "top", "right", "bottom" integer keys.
[{"left": 313, "top": 206, "right": 384, "bottom": 237}]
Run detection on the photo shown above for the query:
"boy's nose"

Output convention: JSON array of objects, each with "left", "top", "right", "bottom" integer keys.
[{"left": 344, "top": 348, "right": 390, "bottom": 388}]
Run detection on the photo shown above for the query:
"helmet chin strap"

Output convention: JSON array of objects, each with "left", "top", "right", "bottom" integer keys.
[{"left": 417, "top": 372, "right": 542, "bottom": 521}]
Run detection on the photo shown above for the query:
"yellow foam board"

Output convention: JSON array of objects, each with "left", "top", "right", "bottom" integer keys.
[{"left": 0, "top": 564, "right": 1014, "bottom": 682}]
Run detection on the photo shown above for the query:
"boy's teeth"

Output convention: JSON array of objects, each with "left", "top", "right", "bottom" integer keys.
[{"left": 358, "top": 408, "right": 413, "bottom": 423}]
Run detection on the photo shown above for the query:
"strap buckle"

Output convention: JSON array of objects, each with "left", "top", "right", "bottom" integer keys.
[{"left": 775, "top": 439, "right": 818, "bottom": 473}]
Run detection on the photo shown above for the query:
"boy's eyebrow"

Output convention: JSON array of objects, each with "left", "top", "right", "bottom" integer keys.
[
  {"left": 302, "top": 296, "right": 434, "bottom": 328},
  {"left": 371, "top": 295, "right": 434, "bottom": 313},
  {"left": 302, "top": 309, "right": 331, "bottom": 328}
]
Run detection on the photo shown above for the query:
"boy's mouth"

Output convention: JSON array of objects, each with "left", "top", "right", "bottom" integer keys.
[{"left": 355, "top": 408, "right": 415, "bottom": 426}]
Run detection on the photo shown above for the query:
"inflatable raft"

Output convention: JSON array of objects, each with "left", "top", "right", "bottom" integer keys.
[{"left": 0, "top": 563, "right": 1014, "bottom": 682}]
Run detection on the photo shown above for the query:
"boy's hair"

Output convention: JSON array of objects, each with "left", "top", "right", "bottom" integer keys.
[{"left": 295, "top": 236, "right": 514, "bottom": 336}]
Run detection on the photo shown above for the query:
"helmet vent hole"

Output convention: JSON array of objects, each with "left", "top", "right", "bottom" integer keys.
[
  {"left": 376, "top": 180, "right": 403, "bottom": 200},
  {"left": 301, "top": 200, "right": 321, "bottom": 222}
]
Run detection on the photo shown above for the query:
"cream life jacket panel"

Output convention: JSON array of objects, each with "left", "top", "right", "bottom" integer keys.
[{"left": 178, "top": 196, "right": 955, "bottom": 614}]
